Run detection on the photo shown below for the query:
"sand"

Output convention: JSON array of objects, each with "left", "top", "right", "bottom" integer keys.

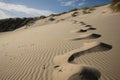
[{"left": 0, "top": 4, "right": 120, "bottom": 80}]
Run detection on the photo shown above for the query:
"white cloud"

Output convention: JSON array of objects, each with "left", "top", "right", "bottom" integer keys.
[
  {"left": 78, "top": 0, "right": 86, "bottom": 6},
  {"left": 0, "top": 1, "right": 54, "bottom": 17},
  {"left": 0, "top": 9, "right": 12, "bottom": 19},
  {"left": 58, "top": 0, "right": 86, "bottom": 7},
  {"left": 58, "top": 0, "right": 78, "bottom": 6},
  {"left": 61, "top": 1, "right": 75, "bottom": 6},
  {"left": 78, "top": 2, "right": 85, "bottom": 6}
]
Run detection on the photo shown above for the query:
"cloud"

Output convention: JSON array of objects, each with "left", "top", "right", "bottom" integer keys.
[
  {"left": 58, "top": 0, "right": 78, "bottom": 6},
  {"left": 0, "top": 1, "right": 54, "bottom": 18},
  {"left": 78, "top": 0, "right": 86, "bottom": 6},
  {"left": 78, "top": 2, "right": 85, "bottom": 6},
  {"left": 61, "top": 1, "right": 76, "bottom": 6},
  {"left": 0, "top": 9, "right": 13, "bottom": 19},
  {"left": 58, "top": 0, "right": 86, "bottom": 7}
]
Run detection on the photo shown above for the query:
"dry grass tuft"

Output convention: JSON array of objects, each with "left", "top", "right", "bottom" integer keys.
[
  {"left": 49, "top": 17, "right": 55, "bottom": 21},
  {"left": 71, "top": 12, "right": 79, "bottom": 17},
  {"left": 110, "top": 0, "right": 120, "bottom": 12}
]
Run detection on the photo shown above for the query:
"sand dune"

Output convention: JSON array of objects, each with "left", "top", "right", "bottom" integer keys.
[{"left": 0, "top": 4, "right": 120, "bottom": 80}]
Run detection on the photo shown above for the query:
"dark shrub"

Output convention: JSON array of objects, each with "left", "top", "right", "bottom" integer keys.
[
  {"left": 79, "top": 29, "right": 87, "bottom": 32},
  {"left": 89, "top": 7, "right": 96, "bottom": 11},
  {"left": 82, "top": 7, "right": 89, "bottom": 10},
  {"left": 49, "top": 17, "right": 55, "bottom": 21},
  {"left": 57, "top": 12, "right": 67, "bottom": 16},
  {"left": 0, "top": 17, "right": 38, "bottom": 32},
  {"left": 71, "top": 12, "right": 79, "bottom": 17},
  {"left": 110, "top": 0, "right": 120, "bottom": 12},
  {"left": 82, "top": 10, "right": 91, "bottom": 14},
  {"left": 69, "top": 8, "right": 78, "bottom": 12},
  {"left": 49, "top": 14, "right": 58, "bottom": 17},
  {"left": 39, "top": 16, "right": 46, "bottom": 19}
]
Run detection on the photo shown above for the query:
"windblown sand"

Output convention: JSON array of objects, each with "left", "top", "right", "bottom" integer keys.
[{"left": 0, "top": 5, "right": 120, "bottom": 80}]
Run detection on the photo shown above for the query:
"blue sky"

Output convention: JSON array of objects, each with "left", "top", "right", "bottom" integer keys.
[{"left": 0, "top": 0, "right": 111, "bottom": 19}]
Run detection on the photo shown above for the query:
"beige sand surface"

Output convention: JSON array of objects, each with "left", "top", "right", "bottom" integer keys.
[{"left": 0, "top": 5, "right": 120, "bottom": 80}]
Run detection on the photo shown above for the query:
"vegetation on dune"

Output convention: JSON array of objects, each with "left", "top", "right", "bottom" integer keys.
[
  {"left": 57, "top": 12, "right": 67, "bottom": 16},
  {"left": 38, "top": 16, "right": 47, "bottom": 19},
  {"left": 81, "top": 6, "right": 96, "bottom": 14},
  {"left": 69, "top": 8, "right": 78, "bottom": 12},
  {"left": 110, "top": 0, "right": 120, "bottom": 12},
  {"left": 82, "top": 7, "right": 90, "bottom": 10},
  {"left": 82, "top": 10, "right": 91, "bottom": 14},
  {"left": 49, "top": 14, "right": 57, "bottom": 17},
  {"left": 0, "top": 17, "right": 38, "bottom": 32},
  {"left": 49, "top": 17, "right": 55, "bottom": 21},
  {"left": 71, "top": 12, "right": 79, "bottom": 17}
]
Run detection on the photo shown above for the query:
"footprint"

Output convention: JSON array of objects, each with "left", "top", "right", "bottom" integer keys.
[
  {"left": 71, "top": 33, "right": 101, "bottom": 41},
  {"left": 53, "top": 42, "right": 112, "bottom": 80},
  {"left": 68, "top": 66, "right": 101, "bottom": 80},
  {"left": 80, "top": 21, "right": 86, "bottom": 25},
  {"left": 79, "top": 29, "right": 87, "bottom": 32},
  {"left": 84, "top": 25, "right": 92, "bottom": 27},
  {"left": 88, "top": 27, "right": 96, "bottom": 30},
  {"left": 53, "top": 63, "right": 101, "bottom": 80},
  {"left": 54, "top": 65, "right": 60, "bottom": 68},
  {"left": 53, "top": 42, "right": 112, "bottom": 65},
  {"left": 70, "top": 20, "right": 78, "bottom": 24},
  {"left": 68, "top": 42, "right": 112, "bottom": 62},
  {"left": 78, "top": 27, "right": 96, "bottom": 33}
]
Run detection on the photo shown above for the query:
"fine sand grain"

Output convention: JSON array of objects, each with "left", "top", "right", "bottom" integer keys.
[{"left": 0, "top": 4, "right": 120, "bottom": 80}]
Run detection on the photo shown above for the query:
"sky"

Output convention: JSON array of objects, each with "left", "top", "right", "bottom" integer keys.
[{"left": 0, "top": 0, "right": 111, "bottom": 19}]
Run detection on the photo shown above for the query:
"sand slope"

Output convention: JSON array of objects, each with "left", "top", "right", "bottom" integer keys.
[{"left": 0, "top": 5, "right": 120, "bottom": 80}]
